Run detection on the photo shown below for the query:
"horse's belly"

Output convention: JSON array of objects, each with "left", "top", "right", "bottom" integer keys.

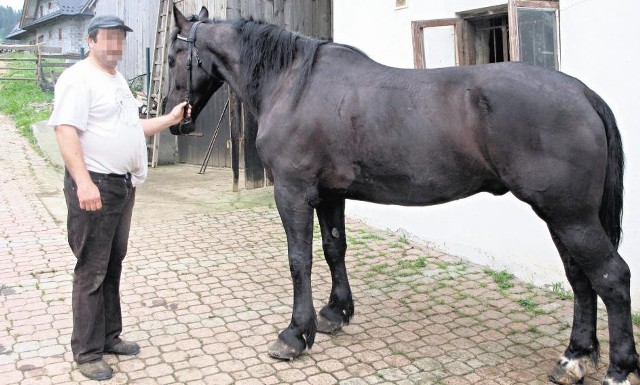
[{"left": 343, "top": 175, "right": 497, "bottom": 206}]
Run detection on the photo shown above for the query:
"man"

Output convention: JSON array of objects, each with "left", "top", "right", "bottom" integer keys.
[{"left": 48, "top": 15, "right": 189, "bottom": 381}]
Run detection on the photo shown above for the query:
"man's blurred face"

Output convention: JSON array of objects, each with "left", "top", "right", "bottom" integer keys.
[{"left": 89, "top": 28, "right": 126, "bottom": 69}]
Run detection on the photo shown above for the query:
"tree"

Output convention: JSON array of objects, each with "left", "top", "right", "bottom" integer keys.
[{"left": 0, "top": 6, "right": 21, "bottom": 43}]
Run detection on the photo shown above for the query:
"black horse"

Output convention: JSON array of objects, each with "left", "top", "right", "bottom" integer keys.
[{"left": 166, "top": 6, "right": 638, "bottom": 384}]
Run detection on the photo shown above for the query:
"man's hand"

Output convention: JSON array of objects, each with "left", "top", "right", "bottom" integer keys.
[
  {"left": 54, "top": 124, "right": 102, "bottom": 211},
  {"left": 76, "top": 180, "right": 102, "bottom": 211},
  {"left": 168, "top": 101, "right": 191, "bottom": 125},
  {"left": 141, "top": 101, "right": 193, "bottom": 136}
]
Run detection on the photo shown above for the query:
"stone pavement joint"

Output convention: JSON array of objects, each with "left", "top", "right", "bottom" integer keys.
[{"left": 1, "top": 112, "right": 640, "bottom": 384}]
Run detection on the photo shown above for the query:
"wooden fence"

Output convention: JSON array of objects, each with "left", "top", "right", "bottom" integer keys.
[{"left": 0, "top": 44, "right": 83, "bottom": 90}]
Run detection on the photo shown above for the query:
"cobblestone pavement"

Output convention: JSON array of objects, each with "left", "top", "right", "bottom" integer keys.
[{"left": 1, "top": 112, "right": 639, "bottom": 385}]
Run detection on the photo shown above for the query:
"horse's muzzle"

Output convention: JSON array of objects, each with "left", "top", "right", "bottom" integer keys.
[
  {"left": 169, "top": 102, "right": 196, "bottom": 135},
  {"left": 170, "top": 118, "right": 196, "bottom": 135}
]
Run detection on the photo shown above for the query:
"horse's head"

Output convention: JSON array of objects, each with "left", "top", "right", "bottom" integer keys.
[{"left": 167, "top": 6, "right": 225, "bottom": 135}]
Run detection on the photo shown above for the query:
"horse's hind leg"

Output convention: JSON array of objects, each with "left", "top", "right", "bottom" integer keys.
[
  {"left": 548, "top": 229, "right": 600, "bottom": 384},
  {"left": 316, "top": 196, "right": 353, "bottom": 334},
  {"left": 548, "top": 217, "right": 639, "bottom": 384}
]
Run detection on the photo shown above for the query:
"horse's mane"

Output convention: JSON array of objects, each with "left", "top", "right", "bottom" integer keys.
[
  {"left": 174, "top": 15, "right": 335, "bottom": 113},
  {"left": 232, "top": 18, "right": 330, "bottom": 113},
  {"left": 174, "top": 15, "right": 369, "bottom": 113}
]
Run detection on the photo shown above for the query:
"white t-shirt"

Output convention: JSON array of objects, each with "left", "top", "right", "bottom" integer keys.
[{"left": 48, "top": 59, "right": 147, "bottom": 186}]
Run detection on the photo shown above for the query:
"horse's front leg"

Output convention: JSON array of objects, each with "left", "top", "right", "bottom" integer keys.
[
  {"left": 316, "top": 196, "right": 354, "bottom": 334},
  {"left": 268, "top": 183, "right": 317, "bottom": 360}
]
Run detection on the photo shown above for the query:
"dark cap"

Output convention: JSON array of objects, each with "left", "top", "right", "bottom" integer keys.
[{"left": 87, "top": 15, "right": 133, "bottom": 35}]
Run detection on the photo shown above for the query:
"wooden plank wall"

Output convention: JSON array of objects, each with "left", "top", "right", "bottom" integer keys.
[
  {"left": 94, "top": 0, "right": 156, "bottom": 81},
  {"left": 231, "top": 0, "right": 331, "bottom": 38},
  {"left": 177, "top": 0, "right": 227, "bottom": 19}
]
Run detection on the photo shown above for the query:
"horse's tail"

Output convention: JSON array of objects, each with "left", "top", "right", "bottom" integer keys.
[{"left": 584, "top": 87, "right": 624, "bottom": 249}]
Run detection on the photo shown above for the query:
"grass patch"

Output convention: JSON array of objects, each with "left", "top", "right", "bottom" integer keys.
[
  {"left": 358, "top": 231, "right": 385, "bottom": 241},
  {"left": 632, "top": 313, "right": 640, "bottom": 326},
  {"left": 545, "top": 282, "right": 574, "bottom": 301},
  {"left": 397, "top": 256, "right": 427, "bottom": 270},
  {"left": 0, "top": 53, "right": 53, "bottom": 144},
  {"left": 484, "top": 268, "right": 515, "bottom": 290},
  {"left": 517, "top": 298, "right": 537, "bottom": 312},
  {"left": 370, "top": 263, "right": 389, "bottom": 274},
  {"left": 528, "top": 325, "right": 541, "bottom": 334}
]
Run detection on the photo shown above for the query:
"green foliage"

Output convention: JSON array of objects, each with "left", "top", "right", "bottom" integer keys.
[{"left": 0, "top": 53, "right": 53, "bottom": 144}]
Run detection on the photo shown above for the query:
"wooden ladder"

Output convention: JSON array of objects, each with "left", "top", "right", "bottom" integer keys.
[{"left": 146, "top": 0, "right": 173, "bottom": 167}]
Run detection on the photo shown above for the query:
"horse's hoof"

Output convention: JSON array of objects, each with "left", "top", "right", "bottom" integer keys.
[
  {"left": 317, "top": 313, "right": 343, "bottom": 334},
  {"left": 549, "top": 356, "right": 592, "bottom": 384},
  {"left": 268, "top": 339, "right": 301, "bottom": 360}
]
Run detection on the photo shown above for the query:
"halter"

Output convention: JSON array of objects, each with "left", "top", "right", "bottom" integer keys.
[{"left": 175, "top": 21, "right": 209, "bottom": 134}]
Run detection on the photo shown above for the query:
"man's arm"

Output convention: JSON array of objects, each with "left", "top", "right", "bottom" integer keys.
[
  {"left": 141, "top": 101, "right": 189, "bottom": 137},
  {"left": 54, "top": 125, "right": 102, "bottom": 211}
]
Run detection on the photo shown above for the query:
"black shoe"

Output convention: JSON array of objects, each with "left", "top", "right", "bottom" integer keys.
[
  {"left": 78, "top": 359, "right": 113, "bottom": 381},
  {"left": 104, "top": 340, "right": 140, "bottom": 356}
]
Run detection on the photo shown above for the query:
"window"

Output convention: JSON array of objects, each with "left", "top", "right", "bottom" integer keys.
[
  {"left": 58, "top": 28, "right": 62, "bottom": 40},
  {"left": 39, "top": 5, "right": 43, "bottom": 17},
  {"left": 458, "top": 10, "right": 510, "bottom": 65},
  {"left": 411, "top": 19, "right": 461, "bottom": 68},
  {"left": 412, "top": 0, "right": 559, "bottom": 70},
  {"left": 516, "top": 7, "right": 559, "bottom": 69},
  {"left": 48, "top": 30, "right": 53, "bottom": 39}
]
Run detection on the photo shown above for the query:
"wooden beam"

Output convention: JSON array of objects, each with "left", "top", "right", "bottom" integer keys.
[
  {"left": 0, "top": 44, "right": 61, "bottom": 53},
  {"left": 0, "top": 77, "right": 37, "bottom": 81},
  {"left": 0, "top": 67, "right": 36, "bottom": 71},
  {"left": 0, "top": 58, "right": 37, "bottom": 62}
]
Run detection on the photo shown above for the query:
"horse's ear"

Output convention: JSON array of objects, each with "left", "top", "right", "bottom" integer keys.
[
  {"left": 173, "top": 4, "right": 190, "bottom": 31},
  {"left": 198, "top": 6, "right": 209, "bottom": 21}
]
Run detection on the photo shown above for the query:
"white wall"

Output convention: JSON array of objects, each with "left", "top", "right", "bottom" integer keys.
[{"left": 333, "top": 0, "right": 640, "bottom": 310}]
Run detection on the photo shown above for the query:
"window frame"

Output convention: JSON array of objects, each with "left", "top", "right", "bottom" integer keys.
[
  {"left": 411, "top": 18, "right": 462, "bottom": 69},
  {"left": 411, "top": 0, "right": 560, "bottom": 69}
]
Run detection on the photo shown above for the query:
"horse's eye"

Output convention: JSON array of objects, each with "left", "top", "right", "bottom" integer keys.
[{"left": 168, "top": 57, "right": 175, "bottom": 68}]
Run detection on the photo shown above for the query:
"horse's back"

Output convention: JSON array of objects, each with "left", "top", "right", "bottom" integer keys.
[{"left": 262, "top": 52, "right": 608, "bottom": 209}]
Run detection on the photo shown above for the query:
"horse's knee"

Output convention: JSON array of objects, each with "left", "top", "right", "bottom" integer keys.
[
  {"left": 322, "top": 235, "right": 346, "bottom": 258},
  {"left": 589, "top": 257, "right": 631, "bottom": 304}
]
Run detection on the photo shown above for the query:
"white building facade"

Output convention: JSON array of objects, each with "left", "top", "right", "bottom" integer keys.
[{"left": 333, "top": 0, "right": 640, "bottom": 310}]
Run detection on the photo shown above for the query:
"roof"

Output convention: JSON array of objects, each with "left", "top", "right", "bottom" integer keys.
[
  {"left": 5, "top": 22, "right": 26, "bottom": 39},
  {"left": 22, "top": 0, "right": 94, "bottom": 31},
  {"left": 59, "top": 0, "right": 93, "bottom": 14}
]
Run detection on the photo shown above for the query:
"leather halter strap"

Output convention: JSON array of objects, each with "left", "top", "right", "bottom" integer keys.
[
  {"left": 174, "top": 22, "right": 203, "bottom": 135},
  {"left": 176, "top": 21, "right": 203, "bottom": 103}
]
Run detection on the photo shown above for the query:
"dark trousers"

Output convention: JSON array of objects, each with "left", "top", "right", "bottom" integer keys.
[{"left": 63, "top": 170, "right": 136, "bottom": 364}]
